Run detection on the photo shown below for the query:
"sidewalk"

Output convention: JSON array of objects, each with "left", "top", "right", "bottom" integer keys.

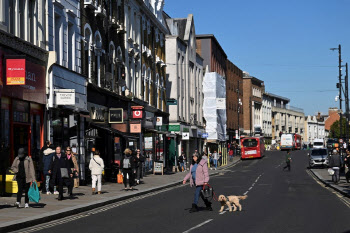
[
  {"left": 0, "top": 157, "right": 240, "bottom": 232},
  {"left": 310, "top": 168, "right": 350, "bottom": 198}
]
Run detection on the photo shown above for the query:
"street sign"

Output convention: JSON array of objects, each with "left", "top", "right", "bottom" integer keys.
[
  {"left": 166, "top": 98, "right": 177, "bottom": 105},
  {"left": 168, "top": 125, "right": 180, "bottom": 132},
  {"left": 202, "top": 133, "right": 208, "bottom": 138},
  {"left": 339, "top": 138, "right": 343, "bottom": 143},
  {"left": 182, "top": 132, "right": 190, "bottom": 140},
  {"left": 109, "top": 108, "right": 123, "bottom": 123}
]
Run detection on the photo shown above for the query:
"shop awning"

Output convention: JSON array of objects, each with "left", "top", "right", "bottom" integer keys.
[{"left": 89, "top": 122, "right": 139, "bottom": 140}]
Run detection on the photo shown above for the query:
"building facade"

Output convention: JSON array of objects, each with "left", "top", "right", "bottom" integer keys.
[
  {"left": 262, "top": 93, "right": 273, "bottom": 140},
  {"left": 242, "top": 72, "right": 264, "bottom": 135},
  {"left": 305, "top": 114, "right": 325, "bottom": 144},
  {"left": 165, "top": 14, "right": 204, "bottom": 166},
  {"left": 0, "top": 0, "right": 48, "bottom": 174},
  {"left": 269, "top": 93, "right": 305, "bottom": 141},
  {"left": 226, "top": 59, "right": 243, "bottom": 143}
]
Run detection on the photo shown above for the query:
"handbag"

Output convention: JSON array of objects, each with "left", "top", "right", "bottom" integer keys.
[
  {"left": 117, "top": 173, "right": 123, "bottom": 184},
  {"left": 28, "top": 181, "right": 41, "bottom": 203},
  {"left": 60, "top": 168, "right": 69, "bottom": 178},
  {"left": 201, "top": 184, "right": 214, "bottom": 200}
]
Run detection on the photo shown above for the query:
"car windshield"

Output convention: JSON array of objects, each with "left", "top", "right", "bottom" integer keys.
[
  {"left": 243, "top": 139, "right": 258, "bottom": 147},
  {"left": 314, "top": 142, "right": 323, "bottom": 146},
  {"left": 311, "top": 149, "right": 327, "bottom": 156}
]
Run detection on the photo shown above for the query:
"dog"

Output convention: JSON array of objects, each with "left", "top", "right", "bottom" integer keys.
[{"left": 218, "top": 195, "right": 248, "bottom": 212}]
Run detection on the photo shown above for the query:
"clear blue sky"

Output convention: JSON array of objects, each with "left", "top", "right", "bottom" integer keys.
[{"left": 164, "top": 0, "right": 350, "bottom": 116}]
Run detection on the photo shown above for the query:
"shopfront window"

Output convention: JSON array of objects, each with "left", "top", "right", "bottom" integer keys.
[
  {"left": 52, "top": 110, "right": 70, "bottom": 149},
  {"left": 1, "top": 97, "right": 10, "bottom": 147}
]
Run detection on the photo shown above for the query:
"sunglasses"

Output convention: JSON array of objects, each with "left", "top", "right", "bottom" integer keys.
[{"left": 67, "top": 150, "right": 71, "bottom": 151}]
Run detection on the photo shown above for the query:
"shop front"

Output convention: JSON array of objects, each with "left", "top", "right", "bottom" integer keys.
[{"left": 0, "top": 48, "right": 46, "bottom": 165}]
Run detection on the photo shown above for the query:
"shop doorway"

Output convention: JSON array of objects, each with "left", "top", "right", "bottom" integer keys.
[{"left": 13, "top": 125, "right": 30, "bottom": 158}]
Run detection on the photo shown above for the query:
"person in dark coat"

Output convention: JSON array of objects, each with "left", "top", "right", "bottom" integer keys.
[
  {"left": 135, "top": 149, "right": 144, "bottom": 185},
  {"left": 329, "top": 149, "right": 342, "bottom": 184},
  {"left": 120, "top": 148, "right": 136, "bottom": 190},
  {"left": 48, "top": 146, "right": 72, "bottom": 200},
  {"left": 42, "top": 144, "right": 56, "bottom": 194}
]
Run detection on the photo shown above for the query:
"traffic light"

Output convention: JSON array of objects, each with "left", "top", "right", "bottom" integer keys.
[{"left": 337, "top": 83, "right": 340, "bottom": 88}]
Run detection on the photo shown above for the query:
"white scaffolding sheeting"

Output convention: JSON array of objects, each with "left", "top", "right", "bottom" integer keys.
[{"left": 202, "top": 72, "right": 227, "bottom": 142}]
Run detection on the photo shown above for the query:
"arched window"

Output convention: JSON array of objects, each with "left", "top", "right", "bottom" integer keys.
[
  {"left": 94, "top": 30, "right": 102, "bottom": 87},
  {"left": 84, "top": 24, "right": 93, "bottom": 82},
  {"left": 156, "top": 74, "right": 160, "bottom": 109},
  {"left": 147, "top": 67, "right": 151, "bottom": 103},
  {"left": 109, "top": 41, "right": 116, "bottom": 90}
]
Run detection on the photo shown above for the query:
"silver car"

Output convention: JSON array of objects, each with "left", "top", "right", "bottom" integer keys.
[{"left": 308, "top": 148, "right": 329, "bottom": 168}]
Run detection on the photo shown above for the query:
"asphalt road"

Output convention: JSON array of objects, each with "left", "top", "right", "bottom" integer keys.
[{"left": 28, "top": 150, "right": 350, "bottom": 233}]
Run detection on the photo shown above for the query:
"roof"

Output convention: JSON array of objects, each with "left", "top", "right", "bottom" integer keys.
[
  {"left": 196, "top": 34, "right": 227, "bottom": 58},
  {"left": 264, "top": 92, "right": 290, "bottom": 102}
]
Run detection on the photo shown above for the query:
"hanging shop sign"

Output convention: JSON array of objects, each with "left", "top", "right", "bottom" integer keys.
[
  {"left": 88, "top": 103, "right": 108, "bottom": 122},
  {"left": 109, "top": 108, "right": 123, "bottom": 123},
  {"left": 182, "top": 132, "right": 190, "bottom": 140},
  {"left": 156, "top": 116, "right": 163, "bottom": 126},
  {"left": 6, "top": 59, "right": 26, "bottom": 85},
  {"left": 55, "top": 89, "right": 75, "bottom": 106},
  {"left": 130, "top": 122, "right": 142, "bottom": 133},
  {"left": 143, "top": 111, "right": 155, "bottom": 129},
  {"left": 131, "top": 106, "right": 144, "bottom": 119}
]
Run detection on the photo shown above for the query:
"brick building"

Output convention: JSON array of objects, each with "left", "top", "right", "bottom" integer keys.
[
  {"left": 325, "top": 107, "right": 340, "bottom": 131},
  {"left": 242, "top": 72, "right": 264, "bottom": 135},
  {"left": 226, "top": 60, "right": 243, "bottom": 142}
]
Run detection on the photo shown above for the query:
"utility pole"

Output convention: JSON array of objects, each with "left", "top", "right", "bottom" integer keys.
[{"left": 339, "top": 45, "right": 343, "bottom": 141}]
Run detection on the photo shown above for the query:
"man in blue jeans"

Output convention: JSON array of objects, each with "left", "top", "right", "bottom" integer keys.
[{"left": 212, "top": 151, "right": 218, "bottom": 170}]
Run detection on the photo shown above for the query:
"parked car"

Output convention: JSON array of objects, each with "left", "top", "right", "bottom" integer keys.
[{"left": 308, "top": 148, "right": 329, "bottom": 168}]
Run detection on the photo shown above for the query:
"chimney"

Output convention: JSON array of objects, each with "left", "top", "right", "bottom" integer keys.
[{"left": 317, "top": 112, "right": 321, "bottom": 120}]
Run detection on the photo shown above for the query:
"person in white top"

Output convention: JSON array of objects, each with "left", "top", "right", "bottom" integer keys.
[
  {"left": 212, "top": 151, "right": 218, "bottom": 170},
  {"left": 89, "top": 151, "right": 104, "bottom": 195}
]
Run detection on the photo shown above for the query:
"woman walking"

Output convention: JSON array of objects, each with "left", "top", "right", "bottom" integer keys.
[
  {"left": 66, "top": 147, "right": 79, "bottom": 195},
  {"left": 89, "top": 150, "right": 104, "bottom": 194},
  {"left": 11, "top": 148, "right": 36, "bottom": 208},
  {"left": 183, "top": 153, "right": 212, "bottom": 212},
  {"left": 121, "top": 148, "right": 135, "bottom": 190},
  {"left": 135, "top": 149, "right": 144, "bottom": 185}
]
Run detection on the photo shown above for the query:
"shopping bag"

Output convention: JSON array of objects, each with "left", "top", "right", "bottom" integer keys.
[
  {"left": 117, "top": 174, "right": 123, "bottom": 184},
  {"left": 28, "top": 181, "right": 41, "bottom": 203},
  {"left": 328, "top": 168, "right": 335, "bottom": 176}
]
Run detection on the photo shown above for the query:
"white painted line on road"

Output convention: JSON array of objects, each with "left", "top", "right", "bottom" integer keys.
[
  {"left": 183, "top": 219, "right": 213, "bottom": 233},
  {"left": 243, "top": 191, "right": 248, "bottom": 195}
]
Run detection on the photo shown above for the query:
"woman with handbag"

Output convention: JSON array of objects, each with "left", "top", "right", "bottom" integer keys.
[
  {"left": 48, "top": 146, "right": 73, "bottom": 201},
  {"left": 121, "top": 148, "right": 136, "bottom": 190},
  {"left": 66, "top": 147, "right": 79, "bottom": 195},
  {"left": 11, "top": 148, "right": 36, "bottom": 208},
  {"left": 183, "top": 153, "right": 212, "bottom": 213},
  {"left": 89, "top": 150, "right": 104, "bottom": 194}
]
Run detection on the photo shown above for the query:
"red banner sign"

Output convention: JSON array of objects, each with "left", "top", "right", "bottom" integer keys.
[
  {"left": 133, "top": 110, "right": 143, "bottom": 118},
  {"left": 6, "top": 59, "right": 26, "bottom": 85}
]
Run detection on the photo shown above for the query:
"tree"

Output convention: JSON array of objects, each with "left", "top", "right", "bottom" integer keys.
[{"left": 329, "top": 118, "right": 347, "bottom": 138}]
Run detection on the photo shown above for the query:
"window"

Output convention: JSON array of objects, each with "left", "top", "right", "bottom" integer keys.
[
  {"left": 8, "top": 0, "right": 15, "bottom": 34},
  {"left": 28, "top": 0, "right": 35, "bottom": 43},
  {"left": 84, "top": 24, "right": 92, "bottom": 81},
  {"left": 95, "top": 31, "right": 102, "bottom": 86},
  {"left": 19, "top": 0, "right": 25, "bottom": 39},
  {"left": 68, "top": 22, "right": 74, "bottom": 70},
  {"left": 55, "top": 14, "right": 62, "bottom": 64}
]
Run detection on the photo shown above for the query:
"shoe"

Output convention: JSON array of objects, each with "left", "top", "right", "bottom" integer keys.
[
  {"left": 189, "top": 204, "right": 199, "bottom": 213},
  {"left": 24, "top": 203, "right": 29, "bottom": 208},
  {"left": 58, "top": 196, "right": 63, "bottom": 201},
  {"left": 97, "top": 191, "right": 101, "bottom": 195},
  {"left": 54, "top": 191, "right": 59, "bottom": 195},
  {"left": 14, "top": 202, "right": 20, "bottom": 208},
  {"left": 204, "top": 200, "right": 213, "bottom": 211},
  {"left": 136, "top": 180, "right": 140, "bottom": 185},
  {"left": 46, "top": 192, "right": 52, "bottom": 195},
  {"left": 92, "top": 188, "right": 96, "bottom": 195}
]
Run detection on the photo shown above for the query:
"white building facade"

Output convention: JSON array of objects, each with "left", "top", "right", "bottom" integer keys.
[
  {"left": 262, "top": 93, "right": 272, "bottom": 139},
  {"left": 165, "top": 14, "right": 204, "bottom": 162},
  {"left": 305, "top": 115, "right": 325, "bottom": 144}
]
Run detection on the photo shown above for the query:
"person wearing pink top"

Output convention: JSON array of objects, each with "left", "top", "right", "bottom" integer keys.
[{"left": 183, "top": 153, "right": 212, "bottom": 212}]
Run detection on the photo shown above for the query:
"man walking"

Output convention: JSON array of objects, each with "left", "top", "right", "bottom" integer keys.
[
  {"left": 212, "top": 151, "right": 218, "bottom": 170},
  {"left": 283, "top": 150, "right": 292, "bottom": 171},
  {"left": 329, "top": 149, "right": 342, "bottom": 184}
]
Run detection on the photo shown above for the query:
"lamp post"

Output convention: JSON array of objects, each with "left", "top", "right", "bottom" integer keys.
[{"left": 330, "top": 45, "right": 343, "bottom": 142}]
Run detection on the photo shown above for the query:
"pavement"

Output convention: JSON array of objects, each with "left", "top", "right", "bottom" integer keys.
[
  {"left": 0, "top": 157, "right": 241, "bottom": 232},
  {"left": 310, "top": 167, "right": 350, "bottom": 198}
]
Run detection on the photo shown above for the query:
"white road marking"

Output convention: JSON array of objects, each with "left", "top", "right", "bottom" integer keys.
[{"left": 183, "top": 219, "right": 213, "bottom": 233}]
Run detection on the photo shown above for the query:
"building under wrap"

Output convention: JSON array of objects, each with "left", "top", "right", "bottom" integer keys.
[{"left": 203, "top": 72, "right": 227, "bottom": 142}]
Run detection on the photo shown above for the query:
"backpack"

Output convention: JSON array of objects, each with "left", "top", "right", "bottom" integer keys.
[{"left": 123, "top": 157, "right": 131, "bottom": 169}]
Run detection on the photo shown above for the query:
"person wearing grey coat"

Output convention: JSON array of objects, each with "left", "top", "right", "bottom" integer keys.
[
  {"left": 329, "top": 150, "right": 343, "bottom": 184},
  {"left": 11, "top": 148, "right": 36, "bottom": 208}
]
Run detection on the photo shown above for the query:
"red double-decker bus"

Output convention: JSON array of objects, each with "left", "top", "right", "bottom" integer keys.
[
  {"left": 294, "top": 134, "right": 302, "bottom": 150},
  {"left": 240, "top": 137, "right": 265, "bottom": 159}
]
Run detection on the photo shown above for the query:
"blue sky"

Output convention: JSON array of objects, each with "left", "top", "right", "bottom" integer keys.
[{"left": 164, "top": 0, "right": 350, "bottom": 116}]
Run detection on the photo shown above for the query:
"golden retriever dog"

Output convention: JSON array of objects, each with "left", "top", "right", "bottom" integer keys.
[{"left": 218, "top": 195, "right": 248, "bottom": 212}]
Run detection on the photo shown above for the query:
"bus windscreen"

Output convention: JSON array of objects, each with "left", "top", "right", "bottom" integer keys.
[{"left": 243, "top": 139, "right": 258, "bottom": 147}]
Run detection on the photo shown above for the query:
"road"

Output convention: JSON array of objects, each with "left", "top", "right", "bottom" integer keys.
[{"left": 20, "top": 150, "right": 350, "bottom": 233}]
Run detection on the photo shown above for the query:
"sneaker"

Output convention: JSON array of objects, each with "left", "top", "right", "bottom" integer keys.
[
  {"left": 46, "top": 192, "right": 52, "bottom": 195},
  {"left": 54, "top": 191, "right": 59, "bottom": 195},
  {"left": 24, "top": 203, "right": 29, "bottom": 208},
  {"left": 14, "top": 202, "right": 20, "bottom": 208}
]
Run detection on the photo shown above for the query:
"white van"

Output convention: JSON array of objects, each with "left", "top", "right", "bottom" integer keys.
[{"left": 313, "top": 139, "right": 324, "bottom": 149}]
